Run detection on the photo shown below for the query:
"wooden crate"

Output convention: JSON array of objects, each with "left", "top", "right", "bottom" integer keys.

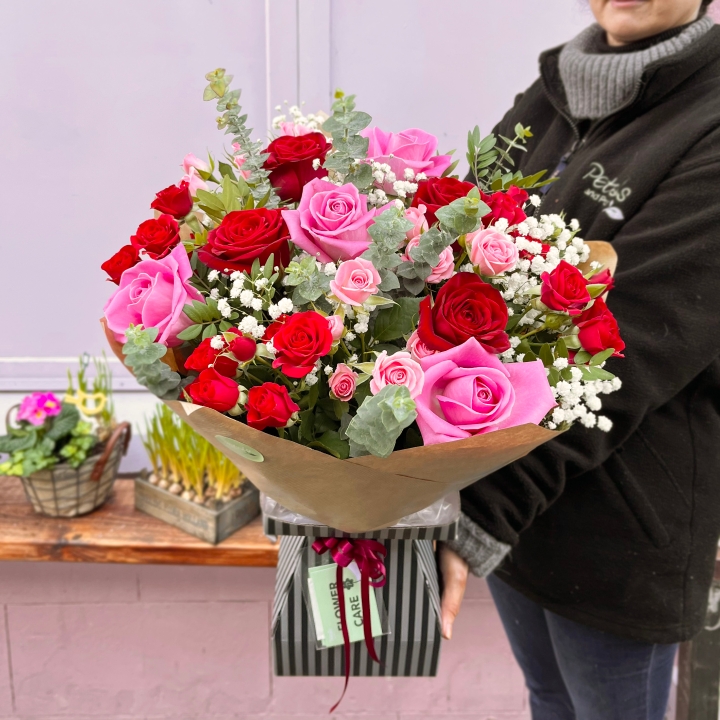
[{"left": 134, "top": 475, "right": 260, "bottom": 545}]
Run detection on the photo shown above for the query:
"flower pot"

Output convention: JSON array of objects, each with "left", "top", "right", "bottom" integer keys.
[
  {"left": 18, "top": 422, "right": 131, "bottom": 517},
  {"left": 134, "top": 472, "right": 260, "bottom": 544}
]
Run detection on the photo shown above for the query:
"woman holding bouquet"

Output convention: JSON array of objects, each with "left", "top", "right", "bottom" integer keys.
[{"left": 440, "top": 0, "right": 720, "bottom": 718}]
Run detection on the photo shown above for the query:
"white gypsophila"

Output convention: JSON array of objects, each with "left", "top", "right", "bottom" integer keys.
[
  {"left": 268, "top": 304, "right": 282, "bottom": 320},
  {"left": 569, "top": 366, "right": 583, "bottom": 382},
  {"left": 348, "top": 354, "right": 358, "bottom": 364},
  {"left": 586, "top": 395, "right": 602, "bottom": 412},
  {"left": 312, "top": 158, "right": 321, "bottom": 171},
  {"left": 255, "top": 278, "right": 269, "bottom": 290},
  {"left": 525, "top": 216, "right": 539, "bottom": 229},
  {"left": 230, "top": 285, "right": 241, "bottom": 299},
  {"left": 547, "top": 214, "right": 565, "bottom": 230},
  {"left": 323, "top": 262, "right": 337, "bottom": 276},
  {"left": 570, "top": 218, "right": 580, "bottom": 231},
  {"left": 597, "top": 416, "right": 613, "bottom": 432},
  {"left": 552, "top": 407, "right": 567, "bottom": 424},
  {"left": 494, "top": 217, "right": 510, "bottom": 233},
  {"left": 516, "top": 221, "right": 530, "bottom": 236},
  {"left": 230, "top": 270, "right": 243, "bottom": 282},
  {"left": 460, "top": 263, "right": 474, "bottom": 273},
  {"left": 394, "top": 199, "right": 404, "bottom": 210},
  {"left": 265, "top": 340, "right": 276, "bottom": 355},
  {"left": 238, "top": 315, "right": 258, "bottom": 334},
  {"left": 209, "top": 288, "right": 220, "bottom": 300},
  {"left": 393, "top": 180, "right": 418, "bottom": 198},
  {"left": 499, "top": 349, "right": 515, "bottom": 361},
  {"left": 558, "top": 229, "right": 572, "bottom": 244},
  {"left": 354, "top": 322, "right": 369, "bottom": 334},
  {"left": 367, "top": 189, "right": 388, "bottom": 207},
  {"left": 251, "top": 324, "right": 266, "bottom": 339},
  {"left": 529, "top": 194, "right": 541, "bottom": 207},
  {"left": 324, "top": 365, "right": 334, "bottom": 375},
  {"left": 277, "top": 297, "right": 294, "bottom": 314},
  {"left": 305, "top": 372, "right": 319, "bottom": 387},
  {"left": 251, "top": 298, "right": 263, "bottom": 312},
  {"left": 415, "top": 172, "right": 427, "bottom": 181},
  {"left": 208, "top": 270, "right": 220, "bottom": 283},
  {"left": 217, "top": 298, "right": 232, "bottom": 318},
  {"left": 404, "top": 168, "right": 415, "bottom": 180},
  {"left": 239, "top": 289, "right": 254, "bottom": 307},
  {"left": 571, "top": 236, "right": 585, "bottom": 250},
  {"left": 210, "top": 335, "right": 225, "bottom": 350},
  {"left": 510, "top": 336, "right": 522, "bottom": 348},
  {"left": 345, "top": 331, "right": 356, "bottom": 341},
  {"left": 518, "top": 259, "right": 531, "bottom": 273},
  {"left": 553, "top": 358, "right": 569, "bottom": 370}
]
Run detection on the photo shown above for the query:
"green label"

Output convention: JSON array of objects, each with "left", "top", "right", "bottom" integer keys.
[
  {"left": 215, "top": 435, "right": 264, "bottom": 462},
  {"left": 307, "top": 564, "right": 383, "bottom": 648}
]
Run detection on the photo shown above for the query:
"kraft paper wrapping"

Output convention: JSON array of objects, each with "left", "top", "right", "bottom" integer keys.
[{"left": 104, "top": 241, "right": 616, "bottom": 532}]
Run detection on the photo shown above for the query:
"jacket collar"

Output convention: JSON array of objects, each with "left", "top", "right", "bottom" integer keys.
[{"left": 540, "top": 24, "right": 720, "bottom": 121}]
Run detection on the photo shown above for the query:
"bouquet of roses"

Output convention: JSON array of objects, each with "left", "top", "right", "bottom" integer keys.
[{"left": 102, "top": 68, "right": 624, "bottom": 532}]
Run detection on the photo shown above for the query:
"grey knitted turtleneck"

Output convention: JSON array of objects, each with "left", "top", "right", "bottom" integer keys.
[{"left": 559, "top": 15, "right": 714, "bottom": 120}]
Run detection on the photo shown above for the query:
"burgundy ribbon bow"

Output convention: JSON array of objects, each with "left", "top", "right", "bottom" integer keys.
[{"left": 311, "top": 537, "right": 387, "bottom": 712}]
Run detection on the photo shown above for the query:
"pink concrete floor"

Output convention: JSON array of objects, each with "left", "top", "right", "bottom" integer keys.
[{"left": 0, "top": 562, "right": 531, "bottom": 720}]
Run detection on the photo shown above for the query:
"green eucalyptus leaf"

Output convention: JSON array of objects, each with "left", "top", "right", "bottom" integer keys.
[{"left": 371, "top": 297, "right": 422, "bottom": 343}]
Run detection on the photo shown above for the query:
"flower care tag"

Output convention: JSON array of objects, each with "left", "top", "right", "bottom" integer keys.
[{"left": 307, "top": 563, "right": 383, "bottom": 648}]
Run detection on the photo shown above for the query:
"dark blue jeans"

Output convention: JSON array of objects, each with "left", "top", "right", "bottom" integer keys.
[{"left": 486, "top": 574, "right": 678, "bottom": 720}]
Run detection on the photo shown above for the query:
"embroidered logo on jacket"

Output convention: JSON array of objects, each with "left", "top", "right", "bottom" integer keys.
[{"left": 582, "top": 162, "right": 632, "bottom": 218}]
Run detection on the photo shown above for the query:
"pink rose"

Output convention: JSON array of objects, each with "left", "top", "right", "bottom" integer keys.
[
  {"left": 370, "top": 351, "right": 424, "bottom": 400},
  {"left": 182, "top": 166, "right": 208, "bottom": 196},
  {"left": 231, "top": 144, "right": 252, "bottom": 180},
  {"left": 360, "top": 127, "right": 452, "bottom": 187},
  {"left": 277, "top": 121, "right": 314, "bottom": 137},
  {"left": 415, "top": 338, "right": 556, "bottom": 445},
  {"left": 329, "top": 363, "right": 358, "bottom": 401},
  {"left": 403, "top": 237, "right": 454, "bottom": 284},
  {"left": 103, "top": 244, "right": 203, "bottom": 347},
  {"left": 327, "top": 314, "right": 345, "bottom": 341},
  {"left": 404, "top": 205, "right": 428, "bottom": 241},
  {"left": 467, "top": 228, "right": 519, "bottom": 276},
  {"left": 406, "top": 330, "right": 436, "bottom": 362},
  {"left": 330, "top": 258, "right": 381, "bottom": 306},
  {"left": 282, "top": 178, "right": 377, "bottom": 262},
  {"left": 182, "top": 153, "right": 209, "bottom": 175}
]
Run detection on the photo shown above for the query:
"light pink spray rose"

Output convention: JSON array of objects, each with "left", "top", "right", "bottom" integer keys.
[
  {"left": 360, "top": 127, "right": 453, "bottom": 186},
  {"left": 415, "top": 338, "right": 556, "bottom": 445},
  {"left": 182, "top": 153, "right": 209, "bottom": 174},
  {"left": 327, "top": 314, "right": 345, "bottom": 341},
  {"left": 330, "top": 258, "right": 381, "bottom": 306},
  {"left": 406, "top": 330, "right": 436, "bottom": 362},
  {"left": 282, "top": 178, "right": 378, "bottom": 262},
  {"left": 370, "top": 351, "right": 425, "bottom": 400},
  {"left": 17, "top": 392, "right": 62, "bottom": 426},
  {"left": 404, "top": 205, "right": 428, "bottom": 241},
  {"left": 329, "top": 364, "right": 358, "bottom": 401},
  {"left": 402, "top": 237, "right": 454, "bottom": 284},
  {"left": 277, "top": 121, "right": 315, "bottom": 137},
  {"left": 231, "top": 144, "right": 252, "bottom": 180},
  {"left": 467, "top": 228, "right": 519, "bottom": 276},
  {"left": 103, "top": 244, "right": 203, "bottom": 347}
]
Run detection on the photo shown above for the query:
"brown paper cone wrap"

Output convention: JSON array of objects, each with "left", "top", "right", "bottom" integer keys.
[{"left": 103, "top": 242, "right": 616, "bottom": 532}]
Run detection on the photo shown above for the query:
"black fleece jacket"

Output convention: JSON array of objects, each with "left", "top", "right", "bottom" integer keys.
[{"left": 462, "top": 25, "right": 720, "bottom": 644}]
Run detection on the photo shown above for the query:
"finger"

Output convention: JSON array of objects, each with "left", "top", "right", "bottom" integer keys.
[{"left": 440, "top": 550, "right": 468, "bottom": 640}]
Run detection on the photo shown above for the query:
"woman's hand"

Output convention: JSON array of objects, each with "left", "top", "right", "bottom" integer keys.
[{"left": 439, "top": 543, "right": 469, "bottom": 640}]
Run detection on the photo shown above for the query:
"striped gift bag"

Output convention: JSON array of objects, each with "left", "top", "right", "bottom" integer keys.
[{"left": 270, "top": 519, "right": 457, "bottom": 677}]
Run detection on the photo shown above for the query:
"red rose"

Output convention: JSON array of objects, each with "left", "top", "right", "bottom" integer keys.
[
  {"left": 271, "top": 311, "right": 333, "bottom": 378},
  {"left": 184, "top": 337, "right": 239, "bottom": 378},
  {"left": 411, "top": 177, "right": 476, "bottom": 226},
  {"left": 481, "top": 187, "right": 528, "bottom": 226},
  {"left": 418, "top": 273, "right": 510, "bottom": 353},
  {"left": 264, "top": 315, "right": 289, "bottom": 341},
  {"left": 229, "top": 335, "right": 257, "bottom": 362},
  {"left": 540, "top": 260, "right": 592, "bottom": 316},
  {"left": 130, "top": 214, "right": 180, "bottom": 259},
  {"left": 589, "top": 268, "right": 615, "bottom": 292},
  {"left": 150, "top": 181, "right": 193, "bottom": 219},
  {"left": 262, "top": 132, "right": 329, "bottom": 203},
  {"left": 101, "top": 244, "right": 139, "bottom": 284},
  {"left": 574, "top": 298, "right": 625, "bottom": 357},
  {"left": 517, "top": 239, "right": 550, "bottom": 261},
  {"left": 246, "top": 382, "right": 300, "bottom": 431},
  {"left": 198, "top": 209, "right": 290, "bottom": 273},
  {"left": 185, "top": 368, "right": 239, "bottom": 412}
]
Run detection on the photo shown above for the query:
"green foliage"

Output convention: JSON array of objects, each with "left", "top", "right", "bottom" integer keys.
[
  {"left": 122, "top": 325, "right": 183, "bottom": 399},
  {"left": 346, "top": 385, "right": 417, "bottom": 458},
  {"left": 0, "top": 402, "right": 96, "bottom": 477},
  {"left": 435, "top": 187, "right": 490, "bottom": 235},
  {"left": 285, "top": 255, "right": 332, "bottom": 305},
  {"left": 203, "top": 68, "right": 278, "bottom": 207},
  {"left": 371, "top": 297, "right": 423, "bottom": 343},
  {"left": 321, "top": 90, "right": 372, "bottom": 188}
]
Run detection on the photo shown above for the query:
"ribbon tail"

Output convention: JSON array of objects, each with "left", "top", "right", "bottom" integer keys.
[
  {"left": 329, "top": 563, "right": 351, "bottom": 714},
  {"left": 361, "top": 573, "right": 381, "bottom": 664}
]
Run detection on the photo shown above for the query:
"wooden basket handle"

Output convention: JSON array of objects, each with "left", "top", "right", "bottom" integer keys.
[
  {"left": 5, "top": 404, "right": 20, "bottom": 430},
  {"left": 90, "top": 421, "right": 132, "bottom": 482}
]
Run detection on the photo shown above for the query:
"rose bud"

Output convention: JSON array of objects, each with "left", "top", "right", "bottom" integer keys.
[{"left": 229, "top": 335, "right": 257, "bottom": 362}]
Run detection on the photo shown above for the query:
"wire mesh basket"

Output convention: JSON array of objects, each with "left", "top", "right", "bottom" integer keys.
[{"left": 18, "top": 422, "right": 131, "bottom": 517}]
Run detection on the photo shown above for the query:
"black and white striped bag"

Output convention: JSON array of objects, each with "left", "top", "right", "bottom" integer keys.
[{"left": 270, "top": 519, "right": 457, "bottom": 677}]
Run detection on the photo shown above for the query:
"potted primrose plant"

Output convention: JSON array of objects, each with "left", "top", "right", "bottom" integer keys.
[
  {"left": 136, "top": 403, "right": 259, "bottom": 544},
  {"left": 0, "top": 355, "right": 130, "bottom": 517}
]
